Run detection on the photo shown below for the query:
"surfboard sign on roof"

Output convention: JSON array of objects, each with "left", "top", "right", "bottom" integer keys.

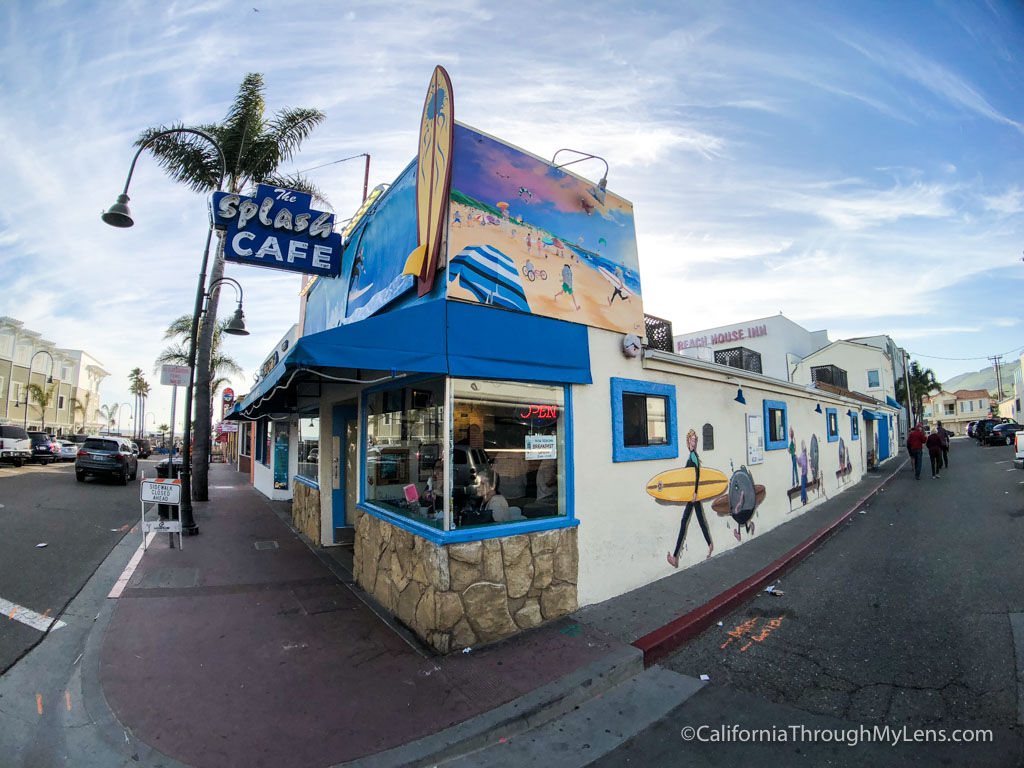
[{"left": 402, "top": 65, "right": 455, "bottom": 297}]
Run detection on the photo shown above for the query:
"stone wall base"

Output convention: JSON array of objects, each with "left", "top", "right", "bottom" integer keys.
[
  {"left": 293, "top": 482, "right": 321, "bottom": 545},
  {"left": 354, "top": 510, "right": 579, "bottom": 653}
]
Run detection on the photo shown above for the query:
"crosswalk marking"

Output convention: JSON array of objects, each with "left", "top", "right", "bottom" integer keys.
[{"left": 0, "top": 596, "right": 66, "bottom": 633}]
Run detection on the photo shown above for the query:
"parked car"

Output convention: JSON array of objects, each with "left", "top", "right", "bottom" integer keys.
[
  {"left": 136, "top": 438, "right": 152, "bottom": 459},
  {"left": 57, "top": 440, "right": 79, "bottom": 462},
  {"left": 452, "top": 444, "right": 494, "bottom": 497},
  {"left": 966, "top": 421, "right": 978, "bottom": 438},
  {"left": 0, "top": 425, "right": 32, "bottom": 467},
  {"left": 27, "top": 431, "right": 60, "bottom": 465},
  {"left": 1015, "top": 430, "right": 1024, "bottom": 468},
  {"left": 63, "top": 434, "right": 88, "bottom": 445},
  {"left": 987, "top": 422, "right": 1022, "bottom": 446},
  {"left": 974, "top": 418, "right": 1006, "bottom": 444},
  {"left": 75, "top": 436, "right": 138, "bottom": 484}
]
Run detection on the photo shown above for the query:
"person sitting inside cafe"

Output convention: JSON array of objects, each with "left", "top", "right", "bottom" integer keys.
[
  {"left": 475, "top": 467, "right": 517, "bottom": 523},
  {"left": 419, "top": 459, "right": 444, "bottom": 518}
]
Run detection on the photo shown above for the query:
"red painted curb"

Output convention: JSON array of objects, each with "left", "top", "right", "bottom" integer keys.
[{"left": 633, "top": 458, "right": 909, "bottom": 666}]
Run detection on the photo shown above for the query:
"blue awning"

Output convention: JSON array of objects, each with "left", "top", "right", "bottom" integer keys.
[
  {"left": 863, "top": 410, "right": 886, "bottom": 421},
  {"left": 885, "top": 396, "right": 903, "bottom": 410},
  {"left": 234, "top": 299, "right": 592, "bottom": 418}
]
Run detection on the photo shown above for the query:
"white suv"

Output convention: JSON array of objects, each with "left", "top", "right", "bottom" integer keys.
[
  {"left": 1015, "top": 430, "right": 1024, "bottom": 469},
  {"left": 0, "top": 425, "right": 33, "bottom": 467}
]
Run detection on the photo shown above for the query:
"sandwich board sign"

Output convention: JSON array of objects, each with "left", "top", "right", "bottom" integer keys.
[{"left": 140, "top": 476, "right": 183, "bottom": 549}]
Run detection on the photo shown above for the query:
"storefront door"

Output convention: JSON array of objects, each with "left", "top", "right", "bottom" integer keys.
[
  {"left": 332, "top": 404, "right": 358, "bottom": 537},
  {"left": 878, "top": 417, "right": 891, "bottom": 461}
]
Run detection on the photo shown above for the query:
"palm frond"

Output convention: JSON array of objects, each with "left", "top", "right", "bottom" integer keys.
[
  {"left": 267, "top": 107, "right": 327, "bottom": 162},
  {"left": 259, "top": 173, "right": 330, "bottom": 208},
  {"left": 135, "top": 124, "right": 224, "bottom": 193}
]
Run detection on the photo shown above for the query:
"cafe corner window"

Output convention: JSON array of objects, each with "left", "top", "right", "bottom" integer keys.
[
  {"left": 452, "top": 379, "right": 567, "bottom": 530},
  {"left": 296, "top": 415, "right": 320, "bottom": 484},
  {"left": 364, "top": 378, "right": 446, "bottom": 531},
  {"left": 611, "top": 378, "right": 677, "bottom": 462},
  {"left": 763, "top": 399, "right": 788, "bottom": 450},
  {"left": 826, "top": 408, "right": 839, "bottom": 442}
]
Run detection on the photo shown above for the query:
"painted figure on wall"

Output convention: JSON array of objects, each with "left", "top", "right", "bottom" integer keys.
[
  {"left": 712, "top": 464, "right": 765, "bottom": 542},
  {"left": 797, "top": 440, "right": 809, "bottom": 504},
  {"left": 788, "top": 426, "right": 797, "bottom": 486},
  {"left": 665, "top": 429, "right": 715, "bottom": 567}
]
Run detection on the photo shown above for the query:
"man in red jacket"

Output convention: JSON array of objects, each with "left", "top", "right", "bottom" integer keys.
[{"left": 907, "top": 423, "right": 927, "bottom": 480}]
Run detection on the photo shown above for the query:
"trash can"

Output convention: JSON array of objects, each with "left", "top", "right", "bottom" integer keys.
[{"left": 155, "top": 457, "right": 183, "bottom": 520}]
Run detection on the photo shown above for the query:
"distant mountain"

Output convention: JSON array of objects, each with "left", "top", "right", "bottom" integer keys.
[{"left": 941, "top": 360, "right": 1020, "bottom": 398}]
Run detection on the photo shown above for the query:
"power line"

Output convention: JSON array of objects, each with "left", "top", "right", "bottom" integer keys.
[
  {"left": 907, "top": 345, "right": 1024, "bottom": 362},
  {"left": 298, "top": 153, "right": 369, "bottom": 174}
]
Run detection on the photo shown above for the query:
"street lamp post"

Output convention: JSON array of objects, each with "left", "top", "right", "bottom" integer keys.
[
  {"left": 118, "top": 402, "right": 133, "bottom": 437},
  {"left": 102, "top": 128, "right": 227, "bottom": 536},
  {"left": 23, "top": 350, "right": 55, "bottom": 430}
]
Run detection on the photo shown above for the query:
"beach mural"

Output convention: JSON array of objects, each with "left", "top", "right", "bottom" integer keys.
[
  {"left": 712, "top": 462, "right": 765, "bottom": 543},
  {"left": 446, "top": 124, "right": 644, "bottom": 335}
]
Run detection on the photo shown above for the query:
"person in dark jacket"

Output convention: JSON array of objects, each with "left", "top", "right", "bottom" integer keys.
[
  {"left": 926, "top": 429, "right": 943, "bottom": 478},
  {"left": 907, "top": 423, "right": 927, "bottom": 480},
  {"left": 936, "top": 421, "right": 952, "bottom": 468}
]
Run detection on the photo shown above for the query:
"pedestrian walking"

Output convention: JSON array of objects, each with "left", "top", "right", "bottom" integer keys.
[
  {"left": 907, "top": 423, "right": 927, "bottom": 480},
  {"left": 936, "top": 420, "right": 951, "bottom": 468},
  {"left": 926, "top": 429, "right": 943, "bottom": 478}
]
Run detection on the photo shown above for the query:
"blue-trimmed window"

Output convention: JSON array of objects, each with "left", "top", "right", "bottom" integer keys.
[
  {"left": 611, "top": 378, "right": 677, "bottom": 462},
  {"left": 850, "top": 411, "right": 860, "bottom": 440},
  {"left": 763, "top": 399, "right": 788, "bottom": 450},
  {"left": 826, "top": 408, "right": 839, "bottom": 442}
]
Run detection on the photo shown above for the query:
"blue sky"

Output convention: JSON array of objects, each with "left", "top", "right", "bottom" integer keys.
[{"left": 1, "top": 0, "right": 1022, "bottom": 431}]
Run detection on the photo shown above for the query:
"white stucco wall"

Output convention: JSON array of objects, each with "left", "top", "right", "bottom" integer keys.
[
  {"left": 252, "top": 420, "right": 297, "bottom": 502},
  {"left": 574, "top": 327, "right": 890, "bottom": 608},
  {"left": 792, "top": 341, "right": 895, "bottom": 402}
]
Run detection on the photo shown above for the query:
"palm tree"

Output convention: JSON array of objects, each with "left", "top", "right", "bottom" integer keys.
[
  {"left": 895, "top": 360, "right": 940, "bottom": 424},
  {"left": 158, "top": 423, "right": 170, "bottom": 450},
  {"left": 136, "top": 73, "right": 326, "bottom": 501},
  {"left": 26, "top": 382, "right": 58, "bottom": 432},
  {"left": 128, "top": 368, "right": 144, "bottom": 439},
  {"left": 70, "top": 392, "right": 92, "bottom": 434},
  {"left": 139, "top": 380, "right": 151, "bottom": 439},
  {"left": 98, "top": 404, "right": 119, "bottom": 435}
]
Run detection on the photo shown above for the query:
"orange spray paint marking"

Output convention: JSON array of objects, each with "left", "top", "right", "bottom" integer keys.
[
  {"left": 65, "top": 691, "right": 71, "bottom": 711},
  {"left": 740, "top": 642, "right": 753, "bottom": 652},
  {"left": 41, "top": 609, "right": 51, "bottom": 620},
  {"left": 8, "top": 607, "right": 17, "bottom": 620},
  {"left": 36, "top": 694, "right": 42, "bottom": 715}
]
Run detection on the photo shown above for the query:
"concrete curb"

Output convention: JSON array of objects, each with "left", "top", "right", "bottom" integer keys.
[
  {"left": 336, "top": 644, "right": 644, "bottom": 768},
  {"left": 633, "top": 458, "right": 909, "bottom": 666}
]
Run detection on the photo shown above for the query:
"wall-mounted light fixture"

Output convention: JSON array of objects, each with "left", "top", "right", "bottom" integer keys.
[
  {"left": 734, "top": 387, "right": 746, "bottom": 405},
  {"left": 551, "top": 149, "right": 609, "bottom": 205},
  {"left": 815, "top": 404, "right": 823, "bottom": 414}
]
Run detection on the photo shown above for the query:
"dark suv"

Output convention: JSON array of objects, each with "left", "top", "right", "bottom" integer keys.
[
  {"left": 27, "top": 432, "right": 59, "bottom": 465},
  {"left": 987, "top": 422, "right": 1022, "bottom": 446},
  {"left": 135, "top": 438, "right": 152, "bottom": 459},
  {"left": 975, "top": 418, "right": 1007, "bottom": 445},
  {"left": 75, "top": 436, "right": 138, "bottom": 484}
]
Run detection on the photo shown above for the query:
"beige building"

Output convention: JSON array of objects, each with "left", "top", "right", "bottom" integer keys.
[
  {"left": 0, "top": 317, "right": 109, "bottom": 435},
  {"left": 923, "top": 388, "right": 993, "bottom": 434}
]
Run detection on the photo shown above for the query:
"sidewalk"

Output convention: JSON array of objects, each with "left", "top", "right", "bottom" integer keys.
[{"left": 90, "top": 459, "right": 903, "bottom": 768}]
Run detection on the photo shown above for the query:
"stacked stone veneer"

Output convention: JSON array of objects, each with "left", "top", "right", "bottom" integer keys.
[
  {"left": 353, "top": 509, "right": 578, "bottom": 653},
  {"left": 292, "top": 482, "right": 321, "bottom": 545}
]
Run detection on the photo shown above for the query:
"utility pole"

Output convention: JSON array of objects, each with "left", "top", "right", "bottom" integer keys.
[
  {"left": 988, "top": 354, "right": 1004, "bottom": 404},
  {"left": 902, "top": 349, "right": 914, "bottom": 431}
]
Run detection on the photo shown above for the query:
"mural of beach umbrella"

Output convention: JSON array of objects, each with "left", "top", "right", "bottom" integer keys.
[
  {"left": 448, "top": 244, "right": 532, "bottom": 313},
  {"left": 541, "top": 236, "right": 554, "bottom": 246},
  {"left": 486, "top": 215, "right": 500, "bottom": 225},
  {"left": 496, "top": 201, "right": 509, "bottom": 217}
]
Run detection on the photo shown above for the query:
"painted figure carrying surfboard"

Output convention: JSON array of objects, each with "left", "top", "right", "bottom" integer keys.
[{"left": 662, "top": 428, "right": 715, "bottom": 567}]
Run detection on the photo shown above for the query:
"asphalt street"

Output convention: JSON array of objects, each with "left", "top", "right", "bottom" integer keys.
[
  {"left": 0, "top": 457, "right": 161, "bottom": 674},
  {"left": 593, "top": 438, "right": 1024, "bottom": 767}
]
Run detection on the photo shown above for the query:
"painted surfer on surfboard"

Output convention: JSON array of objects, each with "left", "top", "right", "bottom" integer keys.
[
  {"left": 667, "top": 429, "right": 714, "bottom": 567},
  {"left": 608, "top": 264, "right": 629, "bottom": 305}
]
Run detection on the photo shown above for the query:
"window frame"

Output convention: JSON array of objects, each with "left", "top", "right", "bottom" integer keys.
[
  {"left": 850, "top": 411, "right": 860, "bottom": 440},
  {"left": 610, "top": 377, "right": 678, "bottom": 462},
  {"left": 826, "top": 407, "right": 839, "bottom": 442},
  {"left": 358, "top": 375, "right": 577, "bottom": 545},
  {"left": 763, "top": 399, "right": 788, "bottom": 450},
  {"left": 866, "top": 369, "right": 880, "bottom": 389}
]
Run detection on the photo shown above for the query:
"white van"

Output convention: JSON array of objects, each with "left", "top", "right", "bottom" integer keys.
[{"left": 0, "top": 425, "right": 33, "bottom": 467}]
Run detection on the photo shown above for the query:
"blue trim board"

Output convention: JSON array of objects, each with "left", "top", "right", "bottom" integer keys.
[
  {"left": 850, "top": 412, "right": 860, "bottom": 440},
  {"left": 610, "top": 377, "right": 678, "bottom": 462},
  {"left": 826, "top": 407, "right": 839, "bottom": 442},
  {"left": 293, "top": 475, "right": 319, "bottom": 490},
  {"left": 763, "top": 399, "right": 788, "bottom": 450}
]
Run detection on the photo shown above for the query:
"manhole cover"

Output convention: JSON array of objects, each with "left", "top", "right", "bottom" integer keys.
[{"left": 254, "top": 540, "right": 279, "bottom": 550}]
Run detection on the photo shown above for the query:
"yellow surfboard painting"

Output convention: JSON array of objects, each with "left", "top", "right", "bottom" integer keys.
[
  {"left": 646, "top": 466, "right": 729, "bottom": 503},
  {"left": 402, "top": 65, "right": 454, "bottom": 297}
]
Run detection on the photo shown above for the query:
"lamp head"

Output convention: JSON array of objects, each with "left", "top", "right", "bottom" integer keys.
[
  {"left": 101, "top": 194, "right": 134, "bottom": 228},
  {"left": 46, "top": 375, "right": 53, "bottom": 384},
  {"left": 815, "top": 404, "right": 823, "bottom": 414},
  {"left": 734, "top": 387, "right": 746, "bottom": 405},
  {"left": 225, "top": 306, "right": 249, "bottom": 336},
  {"left": 587, "top": 177, "right": 608, "bottom": 205}
]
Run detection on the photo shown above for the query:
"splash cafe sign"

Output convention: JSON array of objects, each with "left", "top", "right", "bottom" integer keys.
[{"left": 210, "top": 184, "right": 341, "bottom": 278}]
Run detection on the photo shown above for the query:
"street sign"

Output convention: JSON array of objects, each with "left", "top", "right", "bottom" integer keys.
[
  {"left": 160, "top": 365, "right": 190, "bottom": 387},
  {"left": 216, "top": 421, "right": 239, "bottom": 433},
  {"left": 140, "top": 478, "right": 181, "bottom": 505}
]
